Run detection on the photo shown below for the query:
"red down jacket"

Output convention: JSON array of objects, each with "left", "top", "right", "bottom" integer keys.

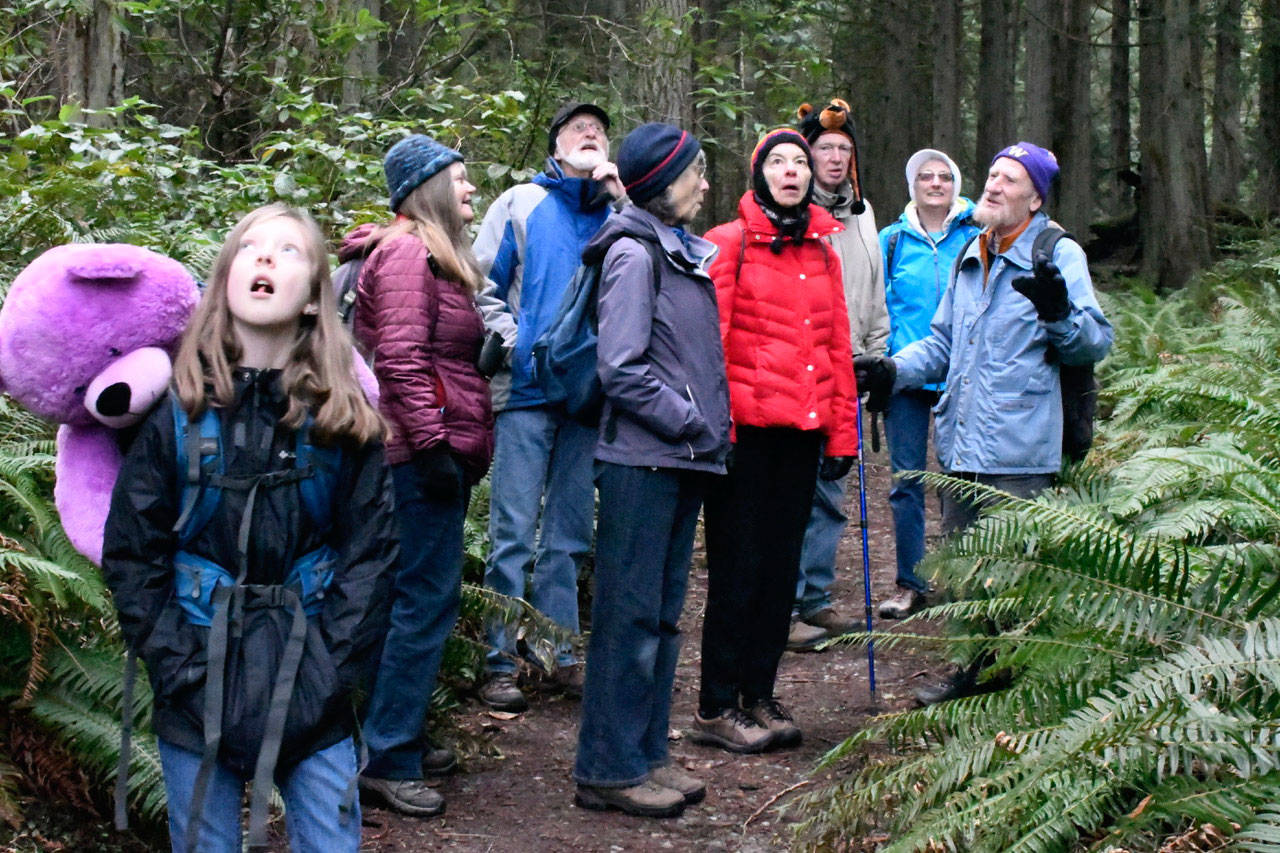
[
  {"left": 704, "top": 192, "right": 860, "bottom": 457},
  {"left": 346, "top": 225, "right": 494, "bottom": 480}
]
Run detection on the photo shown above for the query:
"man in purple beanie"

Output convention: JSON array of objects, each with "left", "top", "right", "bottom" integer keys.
[{"left": 854, "top": 142, "right": 1113, "bottom": 703}]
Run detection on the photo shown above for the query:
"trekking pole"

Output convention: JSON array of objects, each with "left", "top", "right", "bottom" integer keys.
[{"left": 855, "top": 397, "right": 877, "bottom": 695}]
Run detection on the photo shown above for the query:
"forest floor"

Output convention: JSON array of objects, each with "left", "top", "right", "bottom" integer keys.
[
  {"left": 0, "top": 437, "right": 949, "bottom": 853},
  {"left": 355, "top": 438, "right": 947, "bottom": 853}
]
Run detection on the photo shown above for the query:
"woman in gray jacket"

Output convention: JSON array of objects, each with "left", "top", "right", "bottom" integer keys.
[{"left": 572, "top": 123, "right": 731, "bottom": 819}]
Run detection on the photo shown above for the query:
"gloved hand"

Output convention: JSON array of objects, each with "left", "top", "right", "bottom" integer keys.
[
  {"left": 819, "top": 455, "right": 855, "bottom": 481},
  {"left": 853, "top": 355, "right": 896, "bottom": 413},
  {"left": 414, "top": 446, "right": 463, "bottom": 501},
  {"left": 1011, "top": 253, "right": 1070, "bottom": 322}
]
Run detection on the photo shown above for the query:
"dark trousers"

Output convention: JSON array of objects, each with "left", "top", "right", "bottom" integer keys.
[
  {"left": 699, "top": 426, "right": 822, "bottom": 715},
  {"left": 362, "top": 460, "right": 470, "bottom": 779},
  {"left": 574, "top": 462, "right": 708, "bottom": 786},
  {"left": 939, "top": 471, "right": 1055, "bottom": 537}
]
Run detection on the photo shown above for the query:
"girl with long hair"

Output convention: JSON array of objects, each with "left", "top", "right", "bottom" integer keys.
[
  {"left": 103, "top": 203, "right": 398, "bottom": 852},
  {"left": 345, "top": 133, "right": 494, "bottom": 818}
]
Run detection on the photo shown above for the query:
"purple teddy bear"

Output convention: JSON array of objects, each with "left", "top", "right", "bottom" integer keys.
[{"left": 0, "top": 243, "right": 199, "bottom": 564}]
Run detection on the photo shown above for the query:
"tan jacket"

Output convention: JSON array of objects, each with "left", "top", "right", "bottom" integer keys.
[{"left": 814, "top": 181, "right": 889, "bottom": 356}]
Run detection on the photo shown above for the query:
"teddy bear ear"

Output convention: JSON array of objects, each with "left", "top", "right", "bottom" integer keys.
[
  {"left": 67, "top": 260, "right": 142, "bottom": 283},
  {"left": 796, "top": 102, "right": 813, "bottom": 121}
]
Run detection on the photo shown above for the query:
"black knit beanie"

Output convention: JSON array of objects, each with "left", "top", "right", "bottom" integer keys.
[
  {"left": 617, "top": 123, "right": 702, "bottom": 205},
  {"left": 750, "top": 128, "right": 813, "bottom": 252}
]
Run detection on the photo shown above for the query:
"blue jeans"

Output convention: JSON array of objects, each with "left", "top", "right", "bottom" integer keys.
[
  {"left": 362, "top": 459, "right": 469, "bottom": 779},
  {"left": 484, "top": 406, "right": 596, "bottom": 672},
  {"left": 884, "top": 389, "right": 936, "bottom": 594},
  {"left": 159, "top": 736, "right": 359, "bottom": 853},
  {"left": 574, "top": 463, "right": 706, "bottom": 786},
  {"left": 794, "top": 455, "right": 848, "bottom": 620}
]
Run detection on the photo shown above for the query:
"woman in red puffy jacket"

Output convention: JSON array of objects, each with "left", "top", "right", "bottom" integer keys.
[
  {"left": 346, "top": 133, "right": 494, "bottom": 818},
  {"left": 693, "top": 128, "right": 859, "bottom": 755}
]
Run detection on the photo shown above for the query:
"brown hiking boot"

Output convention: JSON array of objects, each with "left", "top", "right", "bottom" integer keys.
[
  {"left": 479, "top": 674, "right": 528, "bottom": 712},
  {"left": 574, "top": 780, "right": 686, "bottom": 818},
  {"left": 786, "top": 619, "right": 828, "bottom": 652},
  {"left": 690, "top": 708, "right": 775, "bottom": 754},
  {"left": 744, "top": 698, "right": 802, "bottom": 748},
  {"left": 553, "top": 661, "right": 585, "bottom": 699},
  {"left": 358, "top": 777, "right": 445, "bottom": 817},
  {"left": 878, "top": 588, "right": 926, "bottom": 620},
  {"left": 802, "top": 607, "right": 858, "bottom": 635},
  {"left": 649, "top": 765, "right": 706, "bottom": 805}
]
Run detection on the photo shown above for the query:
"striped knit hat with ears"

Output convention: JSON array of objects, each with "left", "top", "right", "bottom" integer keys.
[{"left": 796, "top": 98, "right": 866, "bottom": 215}]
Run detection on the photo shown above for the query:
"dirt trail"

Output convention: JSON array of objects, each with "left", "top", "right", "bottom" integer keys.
[{"left": 360, "top": 445, "right": 946, "bottom": 852}]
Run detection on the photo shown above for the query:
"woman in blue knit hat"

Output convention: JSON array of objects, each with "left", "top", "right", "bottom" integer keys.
[
  {"left": 571, "top": 122, "right": 731, "bottom": 819},
  {"left": 342, "top": 133, "right": 494, "bottom": 818}
]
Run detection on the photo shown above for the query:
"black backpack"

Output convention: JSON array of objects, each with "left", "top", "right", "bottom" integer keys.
[
  {"left": 332, "top": 256, "right": 363, "bottom": 330},
  {"left": 952, "top": 226, "right": 1100, "bottom": 463}
]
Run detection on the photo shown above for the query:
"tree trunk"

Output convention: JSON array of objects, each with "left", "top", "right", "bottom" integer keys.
[
  {"left": 59, "top": 0, "right": 123, "bottom": 125},
  {"left": 1051, "top": 0, "right": 1094, "bottom": 235},
  {"left": 1259, "top": 0, "right": 1280, "bottom": 217},
  {"left": 976, "top": 0, "right": 1016, "bottom": 181},
  {"left": 1139, "top": 0, "right": 1214, "bottom": 288},
  {"left": 932, "top": 0, "right": 963, "bottom": 159},
  {"left": 1209, "top": 0, "right": 1244, "bottom": 208},
  {"left": 342, "top": 0, "right": 381, "bottom": 109},
  {"left": 630, "top": 0, "right": 692, "bottom": 125},
  {"left": 1023, "top": 0, "right": 1055, "bottom": 144},
  {"left": 1108, "top": 0, "right": 1133, "bottom": 215}
]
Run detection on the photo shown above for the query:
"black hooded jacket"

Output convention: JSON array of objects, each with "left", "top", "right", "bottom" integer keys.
[{"left": 102, "top": 369, "right": 397, "bottom": 773}]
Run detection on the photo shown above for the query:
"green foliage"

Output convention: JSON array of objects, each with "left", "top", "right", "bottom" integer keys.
[{"left": 793, "top": 241, "right": 1280, "bottom": 851}]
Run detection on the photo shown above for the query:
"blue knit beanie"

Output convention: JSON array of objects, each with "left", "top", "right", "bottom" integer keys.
[
  {"left": 991, "top": 142, "right": 1059, "bottom": 204},
  {"left": 617, "top": 123, "right": 702, "bottom": 205},
  {"left": 384, "top": 134, "right": 464, "bottom": 212}
]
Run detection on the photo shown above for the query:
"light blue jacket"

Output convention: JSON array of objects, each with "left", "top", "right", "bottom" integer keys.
[
  {"left": 474, "top": 159, "right": 612, "bottom": 411},
  {"left": 893, "top": 211, "right": 1112, "bottom": 474}
]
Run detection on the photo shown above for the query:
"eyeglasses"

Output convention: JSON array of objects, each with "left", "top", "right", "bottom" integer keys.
[
  {"left": 917, "top": 171, "right": 955, "bottom": 183},
  {"left": 566, "top": 119, "right": 605, "bottom": 135},
  {"left": 813, "top": 143, "right": 853, "bottom": 155}
]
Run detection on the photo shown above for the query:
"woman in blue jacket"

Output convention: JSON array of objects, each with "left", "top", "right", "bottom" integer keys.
[{"left": 877, "top": 149, "right": 978, "bottom": 619}]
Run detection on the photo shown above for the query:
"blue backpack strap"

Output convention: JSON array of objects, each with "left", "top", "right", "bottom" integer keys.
[
  {"left": 294, "top": 416, "right": 341, "bottom": 531},
  {"left": 171, "top": 400, "right": 223, "bottom": 546}
]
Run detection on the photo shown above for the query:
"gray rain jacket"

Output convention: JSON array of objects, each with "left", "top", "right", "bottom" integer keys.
[{"left": 586, "top": 205, "right": 732, "bottom": 473}]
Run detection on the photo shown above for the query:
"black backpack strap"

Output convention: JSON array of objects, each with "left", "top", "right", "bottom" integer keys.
[
  {"left": 332, "top": 258, "right": 364, "bottom": 325},
  {"left": 113, "top": 648, "right": 138, "bottom": 831},
  {"left": 185, "top": 582, "right": 233, "bottom": 853},
  {"left": 952, "top": 232, "right": 980, "bottom": 282},
  {"left": 246, "top": 588, "right": 308, "bottom": 851},
  {"left": 884, "top": 230, "right": 901, "bottom": 280}
]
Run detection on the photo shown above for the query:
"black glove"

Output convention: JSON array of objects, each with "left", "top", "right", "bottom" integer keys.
[
  {"left": 475, "top": 330, "right": 508, "bottom": 379},
  {"left": 853, "top": 355, "right": 896, "bottom": 413},
  {"left": 414, "top": 446, "right": 463, "bottom": 501},
  {"left": 819, "top": 455, "right": 854, "bottom": 481},
  {"left": 1011, "top": 253, "right": 1070, "bottom": 322}
]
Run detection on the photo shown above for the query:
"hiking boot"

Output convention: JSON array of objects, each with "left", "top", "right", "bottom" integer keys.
[
  {"left": 479, "top": 674, "right": 528, "bottom": 712},
  {"left": 358, "top": 777, "right": 445, "bottom": 817},
  {"left": 912, "top": 667, "right": 979, "bottom": 706},
  {"left": 803, "top": 607, "right": 858, "bottom": 635},
  {"left": 649, "top": 765, "right": 706, "bottom": 805},
  {"left": 553, "top": 662, "right": 585, "bottom": 699},
  {"left": 744, "top": 698, "right": 802, "bottom": 748},
  {"left": 879, "top": 588, "right": 926, "bottom": 620},
  {"left": 690, "top": 708, "right": 775, "bottom": 754},
  {"left": 421, "top": 740, "right": 457, "bottom": 777},
  {"left": 786, "top": 619, "right": 828, "bottom": 652},
  {"left": 574, "top": 780, "right": 686, "bottom": 818}
]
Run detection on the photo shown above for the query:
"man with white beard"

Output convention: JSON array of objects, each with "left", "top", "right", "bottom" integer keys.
[{"left": 473, "top": 102, "right": 625, "bottom": 712}]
